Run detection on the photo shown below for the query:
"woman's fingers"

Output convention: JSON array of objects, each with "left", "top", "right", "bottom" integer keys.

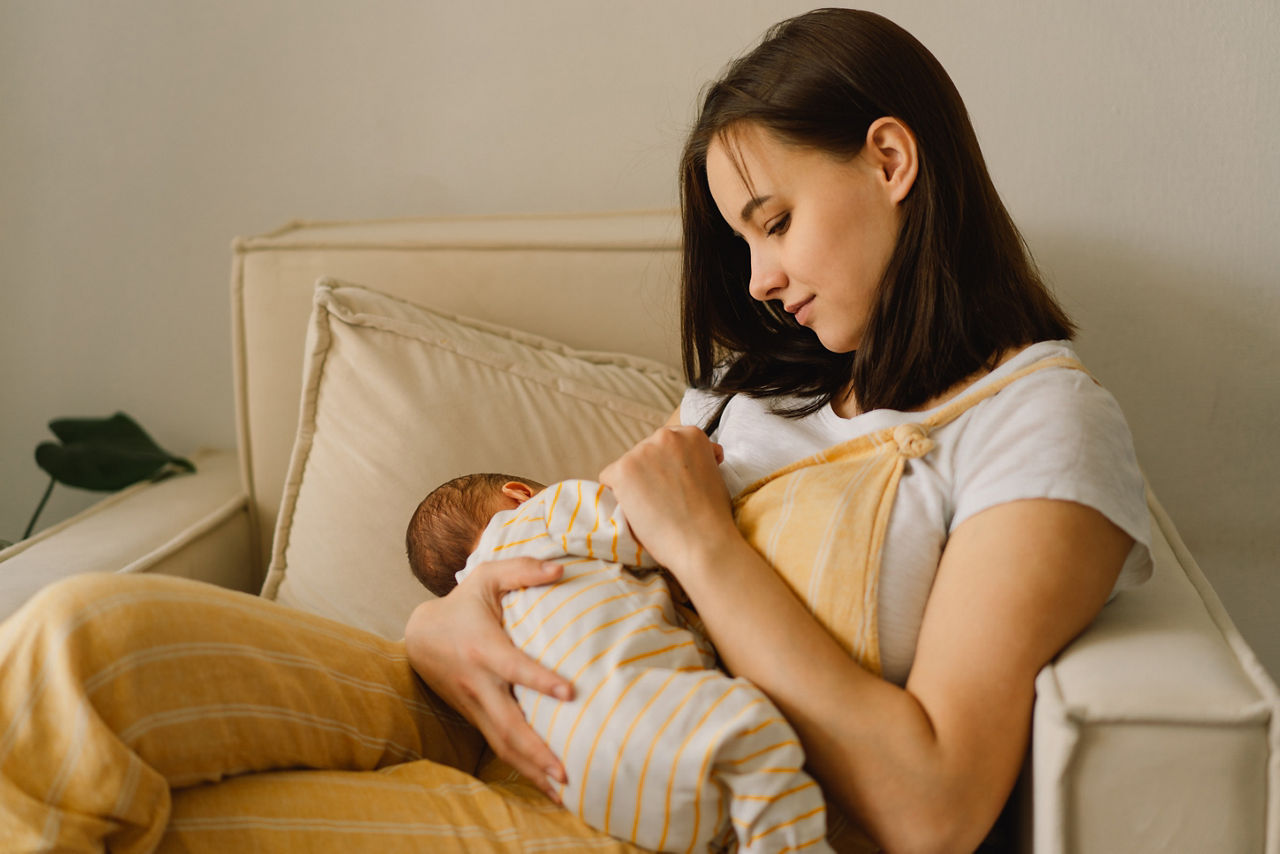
[
  {"left": 480, "top": 556, "right": 565, "bottom": 595},
  {"left": 468, "top": 560, "right": 575, "bottom": 698},
  {"left": 404, "top": 558, "right": 573, "bottom": 801},
  {"left": 472, "top": 673, "right": 568, "bottom": 799},
  {"left": 599, "top": 425, "right": 735, "bottom": 572},
  {"left": 453, "top": 619, "right": 568, "bottom": 799},
  {"left": 495, "top": 639, "right": 575, "bottom": 702}
]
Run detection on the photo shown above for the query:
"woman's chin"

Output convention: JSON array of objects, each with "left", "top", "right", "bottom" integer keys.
[{"left": 816, "top": 331, "right": 860, "bottom": 354}]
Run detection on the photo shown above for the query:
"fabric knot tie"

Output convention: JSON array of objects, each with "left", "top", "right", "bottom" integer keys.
[{"left": 893, "top": 423, "right": 935, "bottom": 459}]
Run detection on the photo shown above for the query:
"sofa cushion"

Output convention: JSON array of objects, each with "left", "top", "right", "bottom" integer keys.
[{"left": 261, "top": 279, "right": 685, "bottom": 639}]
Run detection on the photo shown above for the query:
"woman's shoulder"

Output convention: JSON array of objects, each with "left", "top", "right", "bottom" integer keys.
[
  {"left": 954, "top": 340, "right": 1132, "bottom": 445},
  {"left": 944, "top": 339, "right": 1153, "bottom": 589}
]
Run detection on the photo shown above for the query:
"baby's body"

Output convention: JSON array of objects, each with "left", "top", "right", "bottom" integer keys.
[{"left": 409, "top": 476, "right": 832, "bottom": 854}]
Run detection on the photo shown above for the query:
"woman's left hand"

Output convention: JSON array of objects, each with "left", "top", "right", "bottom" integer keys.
[{"left": 599, "top": 425, "right": 735, "bottom": 577}]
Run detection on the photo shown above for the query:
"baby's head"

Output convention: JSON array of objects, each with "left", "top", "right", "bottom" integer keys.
[{"left": 406, "top": 473, "right": 544, "bottom": 598}]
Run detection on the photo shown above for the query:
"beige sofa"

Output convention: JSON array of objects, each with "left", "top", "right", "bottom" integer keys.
[{"left": 1, "top": 211, "right": 1275, "bottom": 853}]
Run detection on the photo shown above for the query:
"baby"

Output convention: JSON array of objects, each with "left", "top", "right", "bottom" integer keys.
[{"left": 406, "top": 473, "right": 832, "bottom": 854}]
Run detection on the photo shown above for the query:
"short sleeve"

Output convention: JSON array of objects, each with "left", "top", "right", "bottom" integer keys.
[{"left": 950, "top": 366, "right": 1153, "bottom": 591}]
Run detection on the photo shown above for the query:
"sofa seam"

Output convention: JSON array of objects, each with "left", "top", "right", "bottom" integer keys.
[
  {"left": 236, "top": 242, "right": 681, "bottom": 253},
  {"left": 0, "top": 449, "right": 230, "bottom": 561},
  {"left": 118, "top": 493, "right": 250, "bottom": 576},
  {"left": 230, "top": 240, "right": 265, "bottom": 584}
]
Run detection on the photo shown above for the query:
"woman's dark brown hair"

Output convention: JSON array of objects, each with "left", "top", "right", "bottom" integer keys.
[{"left": 680, "top": 8, "right": 1074, "bottom": 417}]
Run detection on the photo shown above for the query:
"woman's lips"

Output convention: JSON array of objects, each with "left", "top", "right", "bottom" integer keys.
[{"left": 787, "top": 296, "right": 815, "bottom": 326}]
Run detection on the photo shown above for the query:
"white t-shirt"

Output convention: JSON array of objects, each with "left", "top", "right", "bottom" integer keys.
[{"left": 681, "top": 340, "right": 1153, "bottom": 685}]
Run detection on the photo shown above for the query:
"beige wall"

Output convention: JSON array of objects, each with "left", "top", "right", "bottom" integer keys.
[{"left": 2, "top": 1, "right": 1276, "bottom": 676}]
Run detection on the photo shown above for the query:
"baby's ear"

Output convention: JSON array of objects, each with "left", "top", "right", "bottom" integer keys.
[{"left": 501, "top": 481, "right": 537, "bottom": 505}]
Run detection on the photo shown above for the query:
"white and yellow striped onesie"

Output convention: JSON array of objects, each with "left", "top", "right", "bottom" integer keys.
[{"left": 458, "top": 479, "right": 832, "bottom": 854}]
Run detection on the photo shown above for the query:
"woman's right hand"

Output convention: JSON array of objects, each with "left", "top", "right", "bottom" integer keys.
[
  {"left": 598, "top": 425, "right": 735, "bottom": 581},
  {"left": 404, "top": 557, "right": 573, "bottom": 800}
]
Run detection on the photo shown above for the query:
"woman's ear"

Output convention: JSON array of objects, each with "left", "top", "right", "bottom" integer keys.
[
  {"left": 865, "top": 116, "right": 918, "bottom": 205},
  {"left": 501, "top": 481, "right": 538, "bottom": 506}
]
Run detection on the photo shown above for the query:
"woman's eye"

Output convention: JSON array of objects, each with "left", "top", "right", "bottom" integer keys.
[{"left": 766, "top": 214, "right": 790, "bottom": 236}]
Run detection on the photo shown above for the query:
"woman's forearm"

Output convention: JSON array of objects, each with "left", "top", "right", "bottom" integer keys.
[
  {"left": 674, "top": 498, "right": 1130, "bottom": 854},
  {"left": 673, "top": 530, "right": 1016, "bottom": 854}
]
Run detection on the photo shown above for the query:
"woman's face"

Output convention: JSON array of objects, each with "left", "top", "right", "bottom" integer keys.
[{"left": 704, "top": 122, "right": 907, "bottom": 354}]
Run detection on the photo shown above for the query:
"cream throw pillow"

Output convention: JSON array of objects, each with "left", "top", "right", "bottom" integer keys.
[{"left": 262, "top": 279, "right": 685, "bottom": 639}]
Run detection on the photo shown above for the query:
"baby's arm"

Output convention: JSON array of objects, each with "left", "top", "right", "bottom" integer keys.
[{"left": 535, "top": 479, "right": 659, "bottom": 569}]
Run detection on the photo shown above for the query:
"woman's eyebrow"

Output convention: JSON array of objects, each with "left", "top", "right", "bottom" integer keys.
[{"left": 740, "top": 195, "right": 772, "bottom": 223}]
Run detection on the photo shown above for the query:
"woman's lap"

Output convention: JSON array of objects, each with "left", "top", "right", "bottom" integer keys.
[
  {"left": 1, "top": 572, "right": 634, "bottom": 852},
  {"left": 163, "top": 759, "right": 643, "bottom": 853}
]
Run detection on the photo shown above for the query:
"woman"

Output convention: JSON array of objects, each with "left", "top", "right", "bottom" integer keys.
[
  {"left": 1, "top": 9, "right": 1149, "bottom": 853},
  {"left": 407, "top": 8, "right": 1151, "bottom": 853}
]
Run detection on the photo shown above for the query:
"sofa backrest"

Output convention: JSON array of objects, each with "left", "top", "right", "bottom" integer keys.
[{"left": 230, "top": 210, "right": 682, "bottom": 575}]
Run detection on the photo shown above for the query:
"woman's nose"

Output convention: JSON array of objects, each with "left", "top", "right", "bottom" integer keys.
[{"left": 747, "top": 249, "right": 787, "bottom": 302}]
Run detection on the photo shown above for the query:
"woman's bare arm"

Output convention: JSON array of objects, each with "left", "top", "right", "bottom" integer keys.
[{"left": 601, "top": 426, "right": 1131, "bottom": 853}]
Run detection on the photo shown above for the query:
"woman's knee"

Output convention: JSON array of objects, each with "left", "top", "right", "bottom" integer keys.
[
  {"left": 8, "top": 572, "right": 111, "bottom": 630},
  {"left": 26, "top": 572, "right": 142, "bottom": 618},
  {"left": 4, "top": 572, "right": 179, "bottom": 646}
]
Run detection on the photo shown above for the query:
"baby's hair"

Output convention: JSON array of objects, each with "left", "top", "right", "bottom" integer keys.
[{"left": 406, "top": 472, "right": 537, "bottom": 597}]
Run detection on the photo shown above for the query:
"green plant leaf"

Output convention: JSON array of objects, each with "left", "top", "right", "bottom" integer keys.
[{"left": 35, "top": 412, "right": 195, "bottom": 492}]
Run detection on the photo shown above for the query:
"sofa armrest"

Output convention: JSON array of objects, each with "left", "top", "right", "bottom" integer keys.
[
  {"left": 0, "top": 449, "right": 256, "bottom": 623},
  {"left": 1026, "top": 489, "right": 1278, "bottom": 853}
]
